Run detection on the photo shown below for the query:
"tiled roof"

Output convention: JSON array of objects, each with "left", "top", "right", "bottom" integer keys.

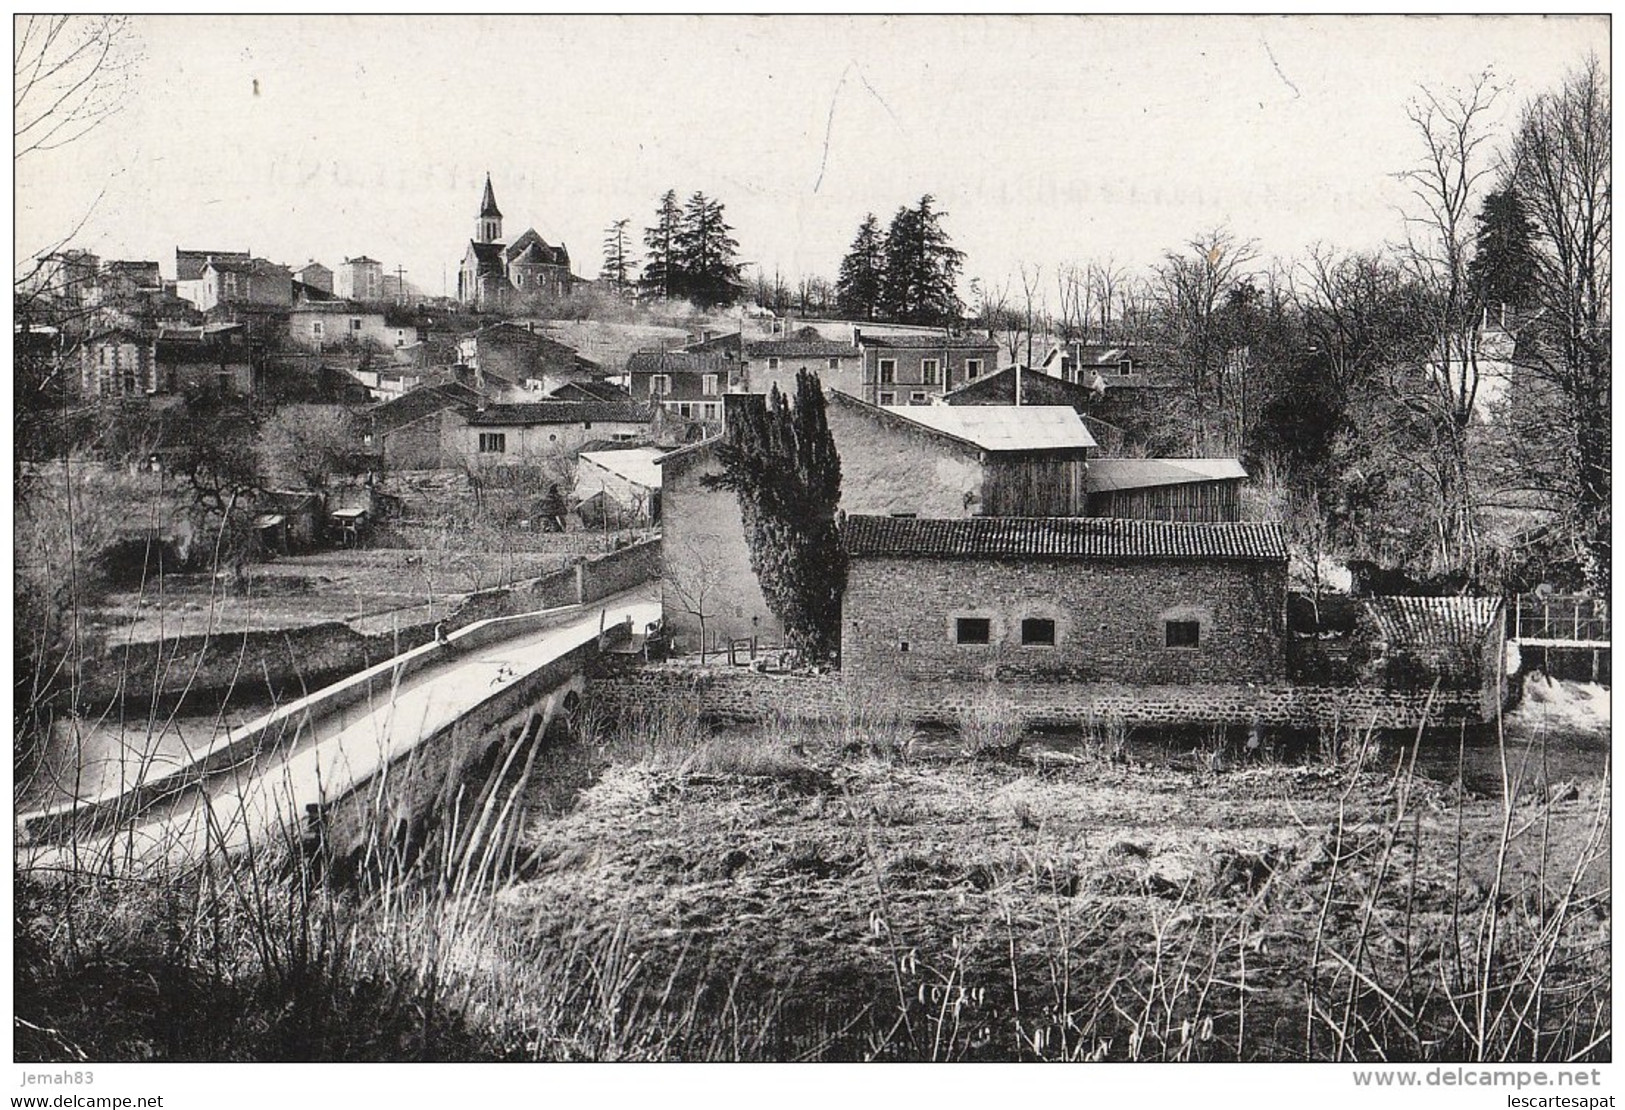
[
  {"left": 685, "top": 331, "right": 743, "bottom": 355},
  {"left": 745, "top": 337, "right": 859, "bottom": 359},
  {"left": 369, "top": 382, "right": 483, "bottom": 431},
  {"left": 467, "top": 241, "right": 505, "bottom": 274},
  {"left": 843, "top": 515, "right": 1287, "bottom": 562},
  {"left": 551, "top": 379, "right": 632, "bottom": 402},
  {"left": 1087, "top": 458, "right": 1248, "bottom": 493},
  {"left": 466, "top": 401, "right": 653, "bottom": 427},
  {"left": 857, "top": 332, "right": 1000, "bottom": 350},
  {"left": 626, "top": 350, "right": 736, "bottom": 376},
  {"left": 1362, "top": 596, "right": 1503, "bottom": 648}
]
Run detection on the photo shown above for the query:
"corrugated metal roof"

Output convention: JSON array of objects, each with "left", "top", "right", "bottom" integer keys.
[
  {"left": 1363, "top": 596, "right": 1503, "bottom": 648},
  {"left": 579, "top": 447, "right": 666, "bottom": 489},
  {"left": 1087, "top": 458, "right": 1248, "bottom": 493},
  {"left": 895, "top": 404, "right": 1097, "bottom": 452},
  {"left": 843, "top": 515, "right": 1287, "bottom": 561}
]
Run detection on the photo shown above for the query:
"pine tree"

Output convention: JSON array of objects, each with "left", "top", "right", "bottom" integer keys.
[
  {"left": 640, "top": 190, "right": 682, "bottom": 300},
  {"left": 1466, "top": 186, "right": 1541, "bottom": 315},
  {"left": 601, "top": 218, "right": 635, "bottom": 291},
  {"left": 835, "top": 213, "right": 885, "bottom": 320},
  {"left": 879, "top": 195, "right": 964, "bottom": 325},
  {"left": 675, "top": 191, "right": 744, "bottom": 310},
  {"left": 709, "top": 371, "right": 845, "bottom": 659}
]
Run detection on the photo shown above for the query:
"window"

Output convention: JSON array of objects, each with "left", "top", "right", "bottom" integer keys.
[
  {"left": 889, "top": 512, "right": 917, "bottom": 518},
  {"left": 702, "top": 402, "right": 719, "bottom": 420},
  {"left": 878, "top": 391, "right": 896, "bottom": 406},
  {"left": 878, "top": 358, "right": 896, "bottom": 384},
  {"left": 1021, "top": 618, "right": 1056, "bottom": 646},
  {"left": 478, "top": 432, "right": 507, "bottom": 454},
  {"left": 702, "top": 373, "right": 719, "bottom": 396},
  {"left": 583, "top": 421, "right": 593, "bottom": 430},
  {"left": 767, "top": 357, "right": 780, "bottom": 370},
  {"left": 362, "top": 432, "right": 374, "bottom": 447},
  {"left": 1061, "top": 356, "right": 1074, "bottom": 376},
  {"left": 677, "top": 402, "right": 694, "bottom": 418},
  {"left": 1118, "top": 358, "right": 1135, "bottom": 377},
  {"left": 99, "top": 347, "right": 109, "bottom": 366},
  {"left": 921, "top": 358, "right": 940, "bottom": 384},
  {"left": 650, "top": 374, "right": 671, "bottom": 396},
  {"left": 955, "top": 617, "right": 992, "bottom": 645},
  {"left": 312, "top": 321, "right": 324, "bottom": 339},
  {"left": 1165, "top": 620, "right": 1200, "bottom": 649},
  {"left": 965, "top": 358, "right": 983, "bottom": 380},
  {"left": 898, "top": 640, "right": 911, "bottom": 654},
  {"left": 351, "top": 318, "right": 363, "bottom": 332},
  {"left": 827, "top": 357, "right": 841, "bottom": 370},
  {"left": 396, "top": 330, "right": 406, "bottom": 347},
  {"left": 910, "top": 391, "right": 928, "bottom": 404}
]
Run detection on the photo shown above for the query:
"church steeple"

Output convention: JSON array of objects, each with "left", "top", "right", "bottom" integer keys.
[{"left": 476, "top": 173, "right": 503, "bottom": 244}]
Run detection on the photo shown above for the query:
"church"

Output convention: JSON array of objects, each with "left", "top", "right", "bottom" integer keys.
[{"left": 457, "top": 175, "right": 574, "bottom": 309}]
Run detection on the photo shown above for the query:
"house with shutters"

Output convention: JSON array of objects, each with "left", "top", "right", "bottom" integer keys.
[
  {"left": 625, "top": 349, "right": 740, "bottom": 425},
  {"left": 742, "top": 328, "right": 862, "bottom": 397},
  {"left": 854, "top": 329, "right": 1000, "bottom": 406},
  {"left": 461, "top": 400, "right": 653, "bottom": 462}
]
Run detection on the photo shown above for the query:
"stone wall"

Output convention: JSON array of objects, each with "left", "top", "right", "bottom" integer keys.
[
  {"left": 844, "top": 555, "right": 1287, "bottom": 687},
  {"left": 587, "top": 666, "right": 1501, "bottom": 731}
]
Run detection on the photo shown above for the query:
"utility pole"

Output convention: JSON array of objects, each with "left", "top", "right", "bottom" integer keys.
[{"left": 393, "top": 264, "right": 408, "bottom": 305}]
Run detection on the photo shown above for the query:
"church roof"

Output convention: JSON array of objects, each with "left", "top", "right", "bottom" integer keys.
[
  {"left": 506, "top": 228, "right": 569, "bottom": 268},
  {"left": 479, "top": 174, "right": 502, "bottom": 220},
  {"left": 466, "top": 240, "right": 505, "bottom": 276}
]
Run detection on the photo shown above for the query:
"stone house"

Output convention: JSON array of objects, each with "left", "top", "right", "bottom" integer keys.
[
  {"left": 841, "top": 515, "right": 1289, "bottom": 686},
  {"left": 824, "top": 391, "right": 1094, "bottom": 518},
  {"left": 658, "top": 392, "right": 1097, "bottom": 652},
  {"left": 742, "top": 329, "right": 862, "bottom": 398},
  {"left": 287, "top": 302, "right": 422, "bottom": 354},
  {"left": 80, "top": 329, "right": 159, "bottom": 397},
  {"left": 335, "top": 256, "right": 385, "bottom": 303},
  {"left": 365, "top": 381, "right": 483, "bottom": 471},
  {"left": 197, "top": 258, "right": 293, "bottom": 312},
  {"left": 462, "top": 400, "right": 652, "bottom": 463},
  {"left": 295, "top": 261, "right": 333, "bottom": 295},
  {"left": 855, "top": 330, "right": 1000, "bottom": 406},
  {"left": 154, "top": 323, "right": 255, "bottom": 395},
  {"left": 174, "top": 248, "right": 251, "bottom": 308},
  {"left": 626, "top": 350, "right": 741, "bottom": 425}
]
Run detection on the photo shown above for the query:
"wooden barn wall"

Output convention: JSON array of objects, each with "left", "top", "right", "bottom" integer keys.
[{"left": 1089, "top": 479, "right": 1240, "bottom": 522}]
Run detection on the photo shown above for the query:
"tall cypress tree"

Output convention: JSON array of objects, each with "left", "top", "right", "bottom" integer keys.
[
  {"left": 675, "top": 191, "right": 744, "bottom": 309},
  {"left": 641, "top": 190, "right": 682, "bottom": 300},
  {"left": 879, "top": 195, "right": 964, "bottom": 326},
  {"left": 835, "top": 213, "right": 885, "bottom": 320},
  {"left": 710, "top": 371, "right": 845, "bottom": 660},
  {"left": 1467, "top": 186, "right": 1541, "bottom": 315}
]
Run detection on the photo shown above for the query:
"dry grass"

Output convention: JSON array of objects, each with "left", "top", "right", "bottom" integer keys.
[{"left": 15, "top": 692, "right": 1612, "bottom": 1063}]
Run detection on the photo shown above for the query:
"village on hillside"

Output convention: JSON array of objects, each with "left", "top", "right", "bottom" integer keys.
[{"left": 12, "top": 14, "right": 1610, "bottom": 1078}]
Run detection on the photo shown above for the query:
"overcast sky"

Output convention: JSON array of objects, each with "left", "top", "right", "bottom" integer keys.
[{"left": 13, "top": 14, "right": 1608, "bottom": 296}]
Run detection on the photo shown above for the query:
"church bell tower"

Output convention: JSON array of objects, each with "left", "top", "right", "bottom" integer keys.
[{"left": 476, "top": 173, "right": 503, "bottom": 244}]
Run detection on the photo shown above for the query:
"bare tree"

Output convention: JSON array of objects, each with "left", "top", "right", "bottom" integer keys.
[
  {"left": 664, "top": 534, "right": 732, "bottom": 663},
  {"left": 1393, "top": 71, "right": 1502, "bottom": 578},
  {"left": 258, "top": 405, "right": 361, "bottom": 492},
  {"left": 14, "top": 15, "right": 137, "bottom": 164},
  {"left": 1506, "top": 54, "right": 1611, "bottom": 594},
  {"left": 1154, "top": 226, "right": 1260, "bottom": 435}
]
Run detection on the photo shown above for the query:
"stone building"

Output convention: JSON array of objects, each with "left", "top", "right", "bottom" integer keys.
[
  {"left": 335, "top": 256, "right": 385, "bottom": 303},
  {"left": 840, "top": 515, "right": 1288, "bottom": 686},
  {"left": 462, "top": 400, "right": 652, "bottom": 462},
  {"left": 854, "top": 330, "right": 1000, "bottom": 406}
]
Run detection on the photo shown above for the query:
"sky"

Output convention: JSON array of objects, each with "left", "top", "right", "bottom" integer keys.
[{"left": 12, "top": 14, "right": 1610, "bottom": 297}]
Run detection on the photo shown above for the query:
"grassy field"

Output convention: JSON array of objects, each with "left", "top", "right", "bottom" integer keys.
[{"left": 14, "top": 684, "right": 1609, "bottom": 1063}]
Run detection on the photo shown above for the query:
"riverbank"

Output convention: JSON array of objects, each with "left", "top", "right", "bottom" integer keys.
[{"left": 14, "top": 685, "right": 1609, "bottom": 1062}]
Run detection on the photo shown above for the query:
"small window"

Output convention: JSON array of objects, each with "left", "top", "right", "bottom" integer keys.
[
  {"left": 878, "top": 358, "right": 896, "bottom": 384},
  {"left": 767, "top": 357, "right": 780, "bottom": 370},
  {"left": 312, "top": 321, "right": 324, "bottom": 338},
  {"left": 650, "top": 374, "right": 671, "bottom": 396},
  {"left": 702, "top": 373, "right": 719, "bottom": 396},
  {"left": 478, "top": 432, "right": 507, "bottom": 453},
  {"left": 1118, "top": 359, "right": 1135, "bottom": 377},
  {"left": 351, "top": 318, "right": 363, "bottom": 332},
  {"left": 702, "top": 402, "right": 718, "bottom": 419},
  {"left": 955, "top": 617, "right": 992, "bottom": 645},
  {"left": 1021, "top": 618, "right": 1056, "bottom": 646},
  {"left": 827, "top": 357, "right": 841, "bottom": 370},
  {"left": 965, "top": 358, "right": 982, "bottom": 380},
  {"left": 1165, "top": 620, "right": 1200, "bottom": 649},
  {"left": 889, "top": 512, "right": 917, "bottom": 518},
  {"left": 910, "top": 391, "right": 928, "bottom": 404},
  {"left": 583, "top": 421, "right": 593, "bottom": 430},
  {"left": 898, "top": 640, "right": 910, "bottom": 654},
  {"left": 921, "top": 358, "right": 940, "bottom": 384},
  {"left": 878, "top": 391, "right": 896, "bottom": 406}
]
